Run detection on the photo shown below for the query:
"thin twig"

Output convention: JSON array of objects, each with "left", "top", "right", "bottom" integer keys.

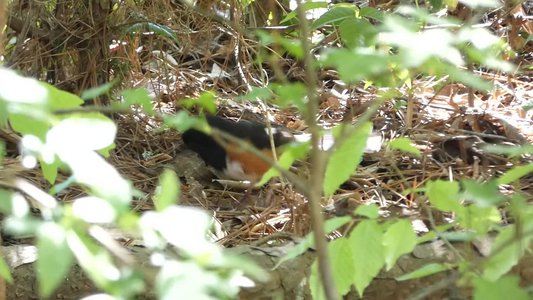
[{"left": 294, "top": 1, "right": 338, "bottom": 299}]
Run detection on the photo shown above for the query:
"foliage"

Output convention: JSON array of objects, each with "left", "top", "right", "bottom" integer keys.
[
  {"left": 0, "top": 69, "right": 265, "bottom": 299},
  {"left": 1, "top": 0, "right": 532, "bottom": 299}
]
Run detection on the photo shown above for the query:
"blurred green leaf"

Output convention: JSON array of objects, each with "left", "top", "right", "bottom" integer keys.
[
  {"left": 350, "top": 220, "right": 384, "bottom": 297},
  {"left": 324, "top": 122, "right": 372, "bottom": 196},
  {"left": 44, "top": 82, "right": 84, "bottom": 110},
  {"left": 120, "top": 88, "right": 155, "bottom": 116},
  {"left": 154, "top": 169, "right": 180, "bottom": 211},
  {"left": 0, "top": 101, "right": 7, "bottom": 126},
  {"left": 81, "top": 81, "right": 116, "bottom": 101},
  {"left": 483, "top": 144, "right": 533, "bottom": 157},
  {"left": 473, "top": 275, "right": 528, "bottom": 300},
  {"left": 237, "top": 87, "right": 273, "bottom": 102},
  {"left": 456, "top": 204, "right": 501, "bottom": 233},
  {"left": 321, "top": 49, "right": 389, "bottom": 83},
  {"left": 180, "top": 91, "right": 217, "bottom": 114},
  {"left": 0, "top": 189, "right": 14, "bottom": 215},
  {"left": 40, "top": 157, "right": 60, "bottom": 184},
  {"left": 340, "top": 18, "right": 377, "bottom": 49},
  {"left": 66, "top": 230, "right": 117, "bottom": 289},
  {"left": 312, "top": 6, "right": 357, "bottom": 30},
  {"left": 309, "top": 261, "right": 326, "bottom": 300},
  {"left": 275, "top": 216, "right": 351, "bottom": 269},
  {"left": 461, "top": 179, "right": 505, "bottom": 207},
  {"left": 387, "top": 137, "right": 421, "bottom": 157},
  {"left": 497, "top": 163, "right": 533, "bottom": 185},
  {"left": 37, "top": 222, "right": 73, "bottom": 297},
  {"left": 281, "top": 1, "right": 328, "bottom": 23},
  {"left": 50, "top": 175, "right": 76, "bottom": 196},
  {"left": 396, "top": 263, "right": 449, "bottom": 281},
  {"left": 383, "top": 219, "right": 417, "bottom": 270},
  {"left": 426, "top": 180, "right": 462, "bottom": 213},
  {"left": 0, "top": 255, "right": 13, "bottom": 284},
  {"left": 329, "top": 238, "right": 355, "bottom": 296},
  {"left": 354, "top": 204, "right": 379, "bottom": 219},
  {"left": 279, "top": 37, "right": 304, "bottom": 59},
  {"left": 9, "top": 114, "right": 49, "bottom": 140},
  {"left": 271, "top": 82, "right": 307, "bottom": 111},
  {"left": 444, "top": 65, "right": 492, "bottom": 91},
  {"left": 164, "top": 111, "right": 202, "bottom": 132},
  {"left": 257, "top": 142, "right": 310, "bottom": 186},
  {"left": 483, "top": 225, "right": 533, "bottom": 281},
  {"left": 359, "top": 6, "right": 384, "bottom": 21}
]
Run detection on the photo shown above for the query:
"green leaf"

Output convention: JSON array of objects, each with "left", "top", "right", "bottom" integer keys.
[
  {"left": 237, "top": 87, "right": 273, "bottom": 102},
  {"left": 383, "top": 220, "right": 417, "bottom": 270},
  {"left": 281, "top": 1, "right": 328, "bottom": 24},
  {"left": 497, "top": 163, "right": 533, "bottom": 185},
  {"left": 275, "top": 216, "right": 351, "bottom": 269},
  {"left": 42, "top": 81, "right": 84, "bottom": 110},
  {"left": 37, "top": 223, "right": 73, "bottom": 297},
  {"left": 270, "top": 82, "right": 307, "bottom": 111},
  {"left": 483, "top": 144, "right": 533, "bottom": 157},
  {"left": 396, "top": 263, "right": 449, "bottom": 281},
  {"left": 180, "top": 91, "right": 217, "bottom": 114},
  {"left": 444, "top": 65, "right": 492, "bottom": 91},
  {"left": 312, "top": 6, "right": 357, "bottom": 30},
  {"left": 66, "top": 230, "right": 118, "bottom": 289},
  {"left": 309, "top": 260, "right": 326, "bottom": 300},
  {"left": 9, "top": 114, "right": 49, "bottom": 140},
  {"left": 0, "top": 101, "right": 7, "bottom": 126},
  {"left": 354, "top": 204, "right": 379, "bottom": 219},
  {"left": 349, "top": 220, "right": 384, "bottom": 297},
  {"left": 277, "top": 37, "right": 303, "bottom": 59},
  {"left": 461, "top": 179, "right": 505, "bottom": 207},
  {"left": 324, "top": 122, "right": 372, "bottom": 196},
  {"left": 81, "top": 81, "right": 116, "bottom": 101},
  {"left": 120, "top": 88, "right": 155, "bottom": 116},
  {"left": 154, "top": 169, "right": 180, "bottom": 211},
  {"left": 483, "top": 225, "right": 532, "bottom": 281},
  {"left": 257, "top": 142, "right": 310, "bottom": 186},
  {"left": 0, "top": 255, "right": 13, "bottom": 284},
  {"left": 387, "top": 137, "right": 421, "bottom": 157},
  {"left": 473, "top": 275, "right": 528, "bottom": 300},
  {"left": 164, "top": 111, "right": 203, "bottom": 132},
  {"left": 0, "top": 189, "right": 14, "bottom": 215},
  {"left": 40, "top": 157, "right": 59, "bottom": 184},
  {"left": 339, "top": 18, "right": 377, "bottom": 49},
  {"left": 359, "top": 7, "right": 384, "bottom": 21},
  {"left": 49, "top": 175, "right": 76, "bottom": 196},
  {"left": 455, "top": 205, "right": 500, "bottom": 233},
  {"left": 329, "top": 238, "right": 355, "bottom": 296},
  {"left": 320, "top": 49, "right": 389, "bottom": 83},
  {"left": 425, "top": 180, "right": 462, "bottom": 213}
]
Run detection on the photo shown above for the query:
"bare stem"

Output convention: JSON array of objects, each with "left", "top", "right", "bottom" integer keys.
[{"left": 294, "top": 1, "right": 338, "bottom": 299}]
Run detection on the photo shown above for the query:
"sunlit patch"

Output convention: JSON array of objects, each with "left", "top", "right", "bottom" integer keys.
[
  {"left": 72, "top": 196, "right": 117, "bottom": 223},
  {"left": 0, "top": 68, "right": 47, "bottom": 104},
  {"left": 11, "top": 193, "right": 30, "bottom": 217}
]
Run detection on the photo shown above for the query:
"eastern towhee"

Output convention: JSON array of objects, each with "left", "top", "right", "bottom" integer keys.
[{"left": 182, "top": 116, "right": 294, "bottom": 182}]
